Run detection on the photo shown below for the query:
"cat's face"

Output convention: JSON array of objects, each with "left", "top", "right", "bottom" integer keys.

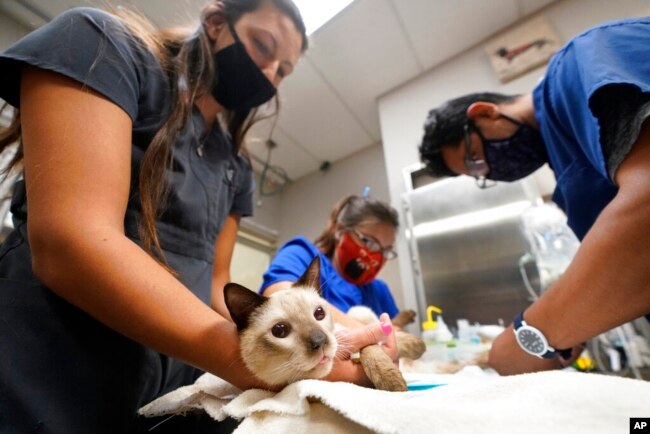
[
  {"left": 224, "top": 257, "right": 337, "bottom": 385},
  {"left": 239, "top": 286, "right": 336, "bottom": 385}
]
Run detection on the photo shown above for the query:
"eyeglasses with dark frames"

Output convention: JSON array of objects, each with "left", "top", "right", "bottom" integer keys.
[
  {"left": 464, "top": 122, "right": 496, "bottom": 189},
  {"left": 349, "top": 229, "right": 397, "bottom": 260}
]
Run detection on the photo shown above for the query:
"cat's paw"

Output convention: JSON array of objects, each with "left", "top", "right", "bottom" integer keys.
[
  {"left": 395, "top": 331, "right": 426, "bottom": 360},
  {"left": 471, "top": 350, "right": 490, "bottom": 369},
  {"left": 371, "top": 368, "right": 408, "bottom": 392},
  {"left": 359, "top": 345, "right": 408, "bottom": 392},
  {"left": 391, "top": 309, "right": 417, "bottom": 328}
]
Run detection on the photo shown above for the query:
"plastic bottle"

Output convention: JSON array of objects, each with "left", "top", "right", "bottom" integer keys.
[
  {"left": 421, "top": 305, "right": 453, "bottom": 361},
  {"left": 433, "top": 315, "right": 453, "bottom": 342},
  {"left": 421, "top": 305, "right": 442, "bottom": 345}
]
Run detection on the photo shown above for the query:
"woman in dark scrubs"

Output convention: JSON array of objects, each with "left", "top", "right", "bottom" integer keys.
[{"left": 0, "top": 1, "right": 398, "bottom": 432}]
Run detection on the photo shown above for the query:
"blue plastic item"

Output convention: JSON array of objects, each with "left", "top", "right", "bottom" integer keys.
[{"left": 406, "top": 382, "right": 446, "bottom": 391}]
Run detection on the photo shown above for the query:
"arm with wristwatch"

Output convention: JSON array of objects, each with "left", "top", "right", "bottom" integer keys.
[
  {"left": 512, "top": 312, "right": 574, "bottom": 361},
  {"left": 488, "top": 121, "right": 650, "bottom": 375},
  {"left": 488, "top": 307, "right": 585, "bottom": 376}
]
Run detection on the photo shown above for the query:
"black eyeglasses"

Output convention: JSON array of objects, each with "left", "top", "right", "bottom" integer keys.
[
  {"left": 350, "top": 230, "right": 397, "bottom": 260},
  {"left": 464, "top": 122, "right": 495, "bottom": 189}
]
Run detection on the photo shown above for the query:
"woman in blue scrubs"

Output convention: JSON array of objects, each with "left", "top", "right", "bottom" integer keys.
[{"left": 260, "top": 194, "right": 413, "bottom": 329}]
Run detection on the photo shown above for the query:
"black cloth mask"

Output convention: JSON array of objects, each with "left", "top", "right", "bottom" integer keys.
[
  {"left": 479, "top": 114, "right": 548, "bottom": 182},
  {"left": 211, "top": 22, "right": 277, "bottom": 111}
]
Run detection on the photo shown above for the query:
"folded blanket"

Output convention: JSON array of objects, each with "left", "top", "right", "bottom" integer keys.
[{"left": 140, "top": 369, "right": 650, "bottom": 434}]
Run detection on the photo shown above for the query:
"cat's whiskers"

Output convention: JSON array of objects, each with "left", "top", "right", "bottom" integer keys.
[
  {"left": 268, "top": 357, "right": 313, "bottom": 375},
  {"left": 266, "top": 356, "right": 326, "bottom": 382},
  {"left": 318, "top": 273, "right": 337, "bottom": 297},
  {"left": 267, "top": 358, "right": 296, "bottom": 374},
  {"left": 335, "top": 348, "right": 354, "bottom": 360},
  {"left": 333, "top": 338, "right": 356, "bottom": 360}
]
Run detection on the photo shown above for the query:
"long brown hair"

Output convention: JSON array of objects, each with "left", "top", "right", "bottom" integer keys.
[
  {"left": 0, "top": 0, "right": 308, "bottom": 269},
  {"left": 314, "top": 195, "right": 399, "bottom": 258}
]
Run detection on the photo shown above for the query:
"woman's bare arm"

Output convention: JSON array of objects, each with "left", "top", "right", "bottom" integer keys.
[
  {"left": 211, "top": 214, "right": 241, "bottom": 320},
  {"left": 20, "top": 67, "right": 266, "bottom": 390}
]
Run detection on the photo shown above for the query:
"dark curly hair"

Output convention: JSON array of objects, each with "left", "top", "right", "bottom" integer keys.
[{"left": 419, "top": 92, "right": 520, "bottom": 178}]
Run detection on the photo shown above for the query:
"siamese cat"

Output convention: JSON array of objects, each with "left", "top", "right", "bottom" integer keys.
[{"left": 224, "top": 256, "right": 425, "bottom": 392}]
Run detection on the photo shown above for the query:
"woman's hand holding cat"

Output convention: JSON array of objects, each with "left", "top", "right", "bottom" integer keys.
[
  {"left": 324, "top": 312, "right": 401, "bottom": 389},
  {"left": 334, "top": 312, "right": 399, "bottom": 364}
]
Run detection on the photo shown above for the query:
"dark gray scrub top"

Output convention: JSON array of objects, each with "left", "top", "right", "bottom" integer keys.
[
  {"left": 0, "top": 6, "right": 254, "bottom": 290},
  {"left": 0, "top": 7, "right": 253, "bottom": 433}
]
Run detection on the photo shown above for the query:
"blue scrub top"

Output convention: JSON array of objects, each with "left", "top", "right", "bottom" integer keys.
[
  {"left": 260, "top": 236, "right": 399, "bottom": 319},
  {"left": 533, "top": 17, "right": 650, "bottom": 240}
]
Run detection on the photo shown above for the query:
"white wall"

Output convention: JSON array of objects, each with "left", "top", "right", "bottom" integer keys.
[
  {"left": 249, "top": 177, "right": 283, "bottom": 235},
  {"left": 276, "top": 143, "right": 390, "bottom": 244},
  {"left": 378, "top": 0, "right": 650, "bottom": 316}
]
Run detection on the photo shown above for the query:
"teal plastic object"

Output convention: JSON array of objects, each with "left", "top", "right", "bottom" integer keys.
[{"left": 406, "top": 382, "right": 446, "bottom": 391}]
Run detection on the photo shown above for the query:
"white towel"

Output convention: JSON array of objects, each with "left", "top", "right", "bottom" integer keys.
[{"left": 140, "top": 370, "right": 650, "bottom": 434}]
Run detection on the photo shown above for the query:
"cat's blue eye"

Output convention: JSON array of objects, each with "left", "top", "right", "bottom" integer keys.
[
  {"left": 271, "top": 322, "right": 290, "bottom": 338},
  {"left": 314, "top": 306, "right": 325, "bottom": 321}
]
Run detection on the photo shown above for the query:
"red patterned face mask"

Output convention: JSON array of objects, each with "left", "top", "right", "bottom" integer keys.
[{"left": 335, "top": 232, "right": 385, "bottom": 285}]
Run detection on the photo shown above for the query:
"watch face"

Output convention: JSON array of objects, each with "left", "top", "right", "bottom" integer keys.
[{"left": 516, "top": 326, "right": 548, "bottom": 356}]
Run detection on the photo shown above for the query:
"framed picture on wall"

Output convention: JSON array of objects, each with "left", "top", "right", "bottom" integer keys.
[{"left": 484, "top": 15, "right": 562, "bottom": 83}]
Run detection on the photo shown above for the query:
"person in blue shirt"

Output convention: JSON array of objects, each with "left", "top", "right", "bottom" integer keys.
[
  {"left": 418, "top": 17, "right": 650, "bottom": 376},
  {"left": 261, "top": 194, "right": 414, "bottom": 329}
]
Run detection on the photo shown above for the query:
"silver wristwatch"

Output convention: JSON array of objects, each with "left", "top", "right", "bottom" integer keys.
[{"left": 513, "top": 312, "right": 571, "bottom": 359}]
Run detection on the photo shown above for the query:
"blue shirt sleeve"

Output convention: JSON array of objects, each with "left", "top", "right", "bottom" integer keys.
[
  {"left": 260, "top": 237, "right": 319, "bottom": 293},
  {"left": 535, "top": 17, "right": 650, "bottom": 180},
  {"left": 532, "top": 17, "right": 650, "bottom": 238}
]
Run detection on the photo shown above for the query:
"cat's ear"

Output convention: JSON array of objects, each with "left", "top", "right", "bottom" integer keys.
[
  {"left": 224, "top": 283, "right": 268, "bottom": 331},
  {"left": 294, "top": 256, "right": 322, "bottom": 295}
]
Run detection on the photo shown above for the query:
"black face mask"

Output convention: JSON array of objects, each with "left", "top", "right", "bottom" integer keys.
[
  {"left": 211, "top": 22, "right": 277, "bottom": 111},
  {"left": 478, "top": 114, "right": 548, "bottom": 182}
]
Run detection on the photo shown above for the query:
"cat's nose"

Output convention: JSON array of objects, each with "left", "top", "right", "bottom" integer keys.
[{"left": 309, "top": 329, "right": 328, "bottom": 350}]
